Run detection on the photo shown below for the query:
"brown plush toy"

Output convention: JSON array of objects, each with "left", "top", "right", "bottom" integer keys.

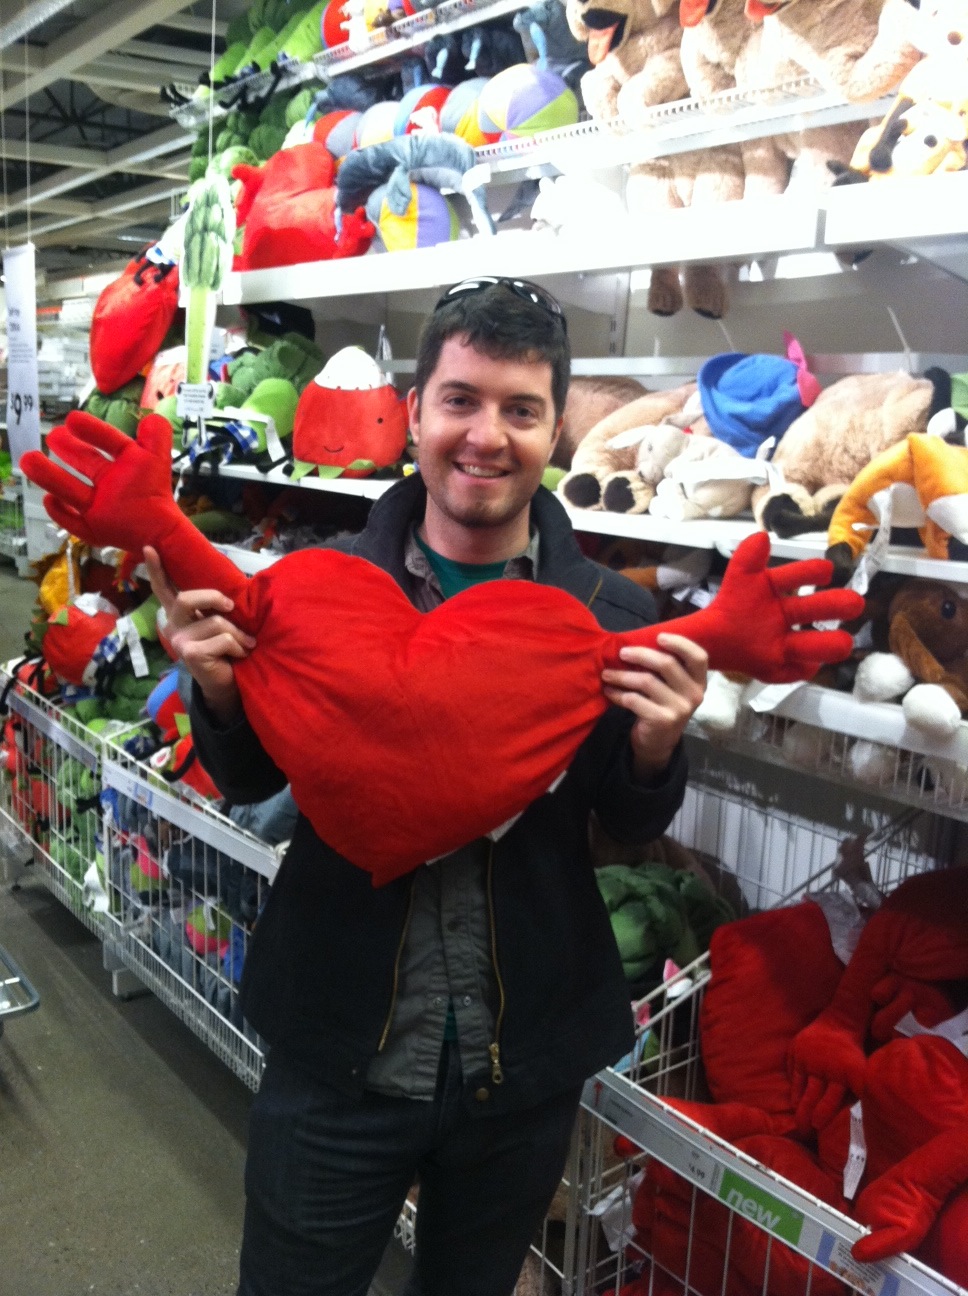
[
  {"left": 750, "top": 0, "right": 923, "bottom": 104},
  {"left": 680, "top": 0, "right": 865, "bottom": 197},
  {"left": 752, "top": 370, "right": 943, "bottom": 537},
  {"left": 888, "top": 578, "right": 968, "bottom": 714},
  {"left": 557, "top": 382, "right": 697, "bottom": 509},
  {"left": 553, "top": 374, "right": 650, "bottom": 469},
  {"left": 565, "top": 0, "right": 737, "bottom": 317}
]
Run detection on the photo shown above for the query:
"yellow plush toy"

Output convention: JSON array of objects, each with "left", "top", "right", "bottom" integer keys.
[{"left": 826, "top": 432, "right": 968, "bottom": 580}]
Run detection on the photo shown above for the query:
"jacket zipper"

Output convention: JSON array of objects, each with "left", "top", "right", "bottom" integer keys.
[
  {"left": 486, "top": 841, "right": 506, "bottom": 1085},
  {"left": 377, "top": 876, "right": 417, "bottom": 1052}
]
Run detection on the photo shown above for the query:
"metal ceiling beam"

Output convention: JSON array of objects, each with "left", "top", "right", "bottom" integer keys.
[
  {"left": 158, "top": 14, "right": 227, "bottom": 38},
  {"left": 0, "top": 0, "right": 194, "bottom": 112},
  {"left": 10, "top": 182, "right": 180, "bottom": 242},
  {"left": 117, "top": 40, "right": 214, "bottom": 68},
  {"left": 0, "top": 0, "right": 78, "bottom": 51},
  {"left": 0, "top": 137, "right": 106, "bottom": 168},
  {"left": 0, "top": 121, "right": 191, "bottom": 217},
  {"left": 74, "top": 53, "right": 201, "bottom": 93}
]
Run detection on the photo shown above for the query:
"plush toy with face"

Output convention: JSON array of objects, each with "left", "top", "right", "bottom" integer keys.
[{"left": 291, "top": 347, "right": 409, "bottom": 479}]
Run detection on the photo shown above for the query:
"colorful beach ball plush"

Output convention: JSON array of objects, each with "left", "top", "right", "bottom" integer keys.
[
  {"left": 477, "top": 64, "right": 578, "bottom": 140},
  {"left": 321, "top": 0, "right": 352, "bottom": 47},
  {"left": 393, "top": 83, "right": 453, "bottom": 135},
  {"left": 354, "top": 100, "right": 401, "bottom": 149},
  {"left": 370, "top": 181, "right": 460, "bottom": 252},
  {"left": 313, "top": 109, "right": 361, "bottom": 161},
  {"left": 439, "top": 76, "right": 498, "bottom": 147}
]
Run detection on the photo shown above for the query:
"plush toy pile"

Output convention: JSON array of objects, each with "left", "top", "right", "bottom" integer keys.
[{"left": 609, "top": 866, "right": 968, "bottom": 1296}]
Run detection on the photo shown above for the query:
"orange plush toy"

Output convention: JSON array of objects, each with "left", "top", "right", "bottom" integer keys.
[{"left": 233, "top": 142, "right": 375, "bottom": 270}]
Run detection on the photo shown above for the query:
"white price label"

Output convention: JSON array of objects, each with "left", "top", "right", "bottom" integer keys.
[
  {"left": 3, "top": 243, "right": 42, "bottom": 467},
  {"left": 176, "top": 381, "right": 216, "bottom": 420}
]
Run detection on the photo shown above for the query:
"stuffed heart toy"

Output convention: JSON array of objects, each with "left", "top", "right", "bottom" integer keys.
[{"left": 21, "top": 412, "right": 863, "bottom": 885}]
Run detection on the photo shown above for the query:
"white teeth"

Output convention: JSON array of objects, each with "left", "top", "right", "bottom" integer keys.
[{"left": 459, "top": 464, "right": 504, "bottom": 478}]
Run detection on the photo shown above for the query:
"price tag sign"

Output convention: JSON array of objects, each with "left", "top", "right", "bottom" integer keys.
[
  {"left": 176, "top": 381, "right": 216, "bottom": 420},
  {"left": 3, "top": 243, "right": 41, "bottom": 467}
]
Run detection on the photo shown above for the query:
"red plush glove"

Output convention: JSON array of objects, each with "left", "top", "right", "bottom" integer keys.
[
  {"left": 19, "top": 411, "right": 245, "bottom": 600},
  {"left": 614, "top": 531, "right": 863, "bottom": 684},
  {"left": 854, "top": 1127, "right": 968, "bottom": 1263}
]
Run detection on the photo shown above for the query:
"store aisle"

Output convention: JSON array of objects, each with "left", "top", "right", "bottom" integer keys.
[{"left": 0, "top": 564, "right": 411, "bottom": 1296}]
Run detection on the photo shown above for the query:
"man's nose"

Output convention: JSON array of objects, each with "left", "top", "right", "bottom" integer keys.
[{"left": 466, "top": 404, "right": 507, "bottom": 450}]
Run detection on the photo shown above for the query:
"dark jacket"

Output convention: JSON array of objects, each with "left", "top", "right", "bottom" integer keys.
[{"left": 191, "top": 476, "right": 688, "bottom": 1114}]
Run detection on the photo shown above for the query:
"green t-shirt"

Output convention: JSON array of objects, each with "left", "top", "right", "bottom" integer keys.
[{"left": 414, "top": 531, "right": 509, "bottom": 600}]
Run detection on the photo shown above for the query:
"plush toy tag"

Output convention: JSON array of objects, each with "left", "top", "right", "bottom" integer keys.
[
  {"left": 176, "top": 381, "right": 216, "bottom": 422},
  {"left": 843, "top": 1101, "right": 867, "bottom": 1200},
  {"left": 115, "top": 615, "right": 149, "bottom": 678},
  {"left": 82, "top": 857, "right": 111, "bottom": 914},
  {"left": 894, "top": 1003, "right": 968, "bottom": 1058}
]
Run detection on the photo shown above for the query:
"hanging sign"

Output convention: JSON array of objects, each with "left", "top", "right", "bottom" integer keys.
[{"left": 3, "top": 243, "right": 41, "bottom": 467}]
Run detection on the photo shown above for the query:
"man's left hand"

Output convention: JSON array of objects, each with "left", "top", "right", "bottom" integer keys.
[{"left": 601, "top": 633, "right": 708, "bottom": 781}]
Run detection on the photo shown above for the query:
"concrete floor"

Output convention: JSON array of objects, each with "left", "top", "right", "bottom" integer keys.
[{"left": 0, "top": 559, "right": 410, "bottom": 1296}]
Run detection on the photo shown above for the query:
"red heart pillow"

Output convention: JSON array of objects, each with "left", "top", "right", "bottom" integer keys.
[
  {"left": 21, "top": 412, "right": 865, "bottom": 886},
  {"left": 89, "top": 252, "right": 180, "bottom": 395}
]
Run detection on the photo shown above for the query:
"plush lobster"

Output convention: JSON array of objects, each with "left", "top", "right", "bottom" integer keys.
[{"left": 21, "top": 412, "right": 863, "bottom": 885}]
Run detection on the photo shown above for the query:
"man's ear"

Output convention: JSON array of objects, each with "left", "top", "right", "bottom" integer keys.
[{"left": 407, "top": 387, "right": 421, "bottom": 446}]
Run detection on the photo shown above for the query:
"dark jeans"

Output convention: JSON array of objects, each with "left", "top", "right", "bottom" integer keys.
[{"left": 238, "top": 1040, "right": 582, "bottom": 1296}]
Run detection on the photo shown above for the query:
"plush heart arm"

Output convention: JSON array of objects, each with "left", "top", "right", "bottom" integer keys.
[
  {"left": 20, "top": 411, "right": 247, "bottom": 603},
  {"left": 611, "top": 532, "right": 863, "bottom": 682},
  {"left": 853, "top": 1125, "right": 968, "bottom": 1262}
]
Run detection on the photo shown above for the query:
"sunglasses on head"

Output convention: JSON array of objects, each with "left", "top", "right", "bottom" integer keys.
[{"left": 435, "top": 277, "right": 567, "bottom": 334}]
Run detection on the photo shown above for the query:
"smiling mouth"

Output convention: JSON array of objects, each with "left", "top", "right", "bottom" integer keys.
[
  {"left": 323, "top": 444, "right": 344, "bottom": 454},
  {"left": 457, "top": 464, "right": 507, "bottom": 479}
]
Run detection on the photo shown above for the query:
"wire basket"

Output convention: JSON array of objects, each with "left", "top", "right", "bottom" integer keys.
[
  {"left": 98, "top": 733, "right": 281, "bottom": 1091},
  {"left": 568, "top": 749, "right": 967, "bottom": 1296}
]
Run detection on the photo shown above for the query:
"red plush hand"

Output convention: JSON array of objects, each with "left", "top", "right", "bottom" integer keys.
[
  {"left": 853, "top": 1129, "right": 968, "bottom": 1263},
  {"left": 651, "top": 533, "right": 864, "bottom": 683},
  {"left": 19, "top": 411, "right": 245, "bottom": 600},
  {"left": 789, "top": 1017, "right": 866, "bottom": 1135},
  {"left": 335, "top": 206, "right": 375, "bottom": 259}
]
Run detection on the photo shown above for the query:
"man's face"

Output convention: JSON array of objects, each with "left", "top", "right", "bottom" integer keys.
[{"left": 408, "top": 335, "right": 562, "bottom": 551}]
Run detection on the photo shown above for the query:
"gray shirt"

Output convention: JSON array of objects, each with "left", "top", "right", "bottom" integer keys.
[{"left": 364, "top": 526, "right": 539, "bottom": 1100}]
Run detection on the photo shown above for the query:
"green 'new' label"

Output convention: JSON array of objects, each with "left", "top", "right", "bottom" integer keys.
[{"left": 718, "top": 1169, "right": 805, "bottom": 1245}]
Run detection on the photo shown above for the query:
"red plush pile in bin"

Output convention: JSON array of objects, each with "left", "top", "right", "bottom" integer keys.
[{"left": 613, "top": 870, "right": 968, "bottom": 1296}]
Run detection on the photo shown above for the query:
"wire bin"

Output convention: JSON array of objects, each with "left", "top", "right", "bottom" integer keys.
[
  {"left": 0, "top": 942, "right": 40, "bottom": 1034},
  {"left": 0, "top": 475, "right": 28, "bottom": 577},
  {"left": 567, "top": 749, "right": 967, "bottom": 1296},
  {"left": 99, "top": 735, "right": 280, "bottom": 1091},
  {"left": 0, "top": 659, "right": 122, "bottom": 937}
]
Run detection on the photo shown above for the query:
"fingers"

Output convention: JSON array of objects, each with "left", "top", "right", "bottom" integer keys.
[
  {"left": 785, "top": 628, "right": 854, "bottom": 665},
  {"left": 144, "top": 546, "right": 179, "bottom": 615},
  {"left": 790, "top": 587, "right": 865, "bottom": 625},
  {"left": 20, "top": 447, "right": 93, "bottom": 510},
  {"left": 64, "top": 409, "right": 133, "bottom": 458},
  {"left": 810, "top": 1079, "right": 848, "bottom": 1132},
  {"left": 768, "top": 556, "right": 835, "bottom": 594},
  {"left": 47, "top": 424, "right": 113, "bottom": 485},
  {"left": 136, "top": 412, "right": 175, "bottom": 458},
  {"left": 726, "top": 531, "right": 770, "bottom": 575},
  {"left": 793, "top": 1074, "right": 826, "bottom": 1138},
  {"left": 44, "top": 496, "right": 96, "bottom": 545}
]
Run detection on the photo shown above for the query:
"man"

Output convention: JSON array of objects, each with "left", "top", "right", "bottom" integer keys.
[{"left": 148, "top": 277, "right": 707, "bottom": 1296}]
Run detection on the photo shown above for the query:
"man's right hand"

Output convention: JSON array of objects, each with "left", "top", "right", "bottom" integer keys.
[{"left": 145, "top": 545, "right": 255, "bottom": 726}]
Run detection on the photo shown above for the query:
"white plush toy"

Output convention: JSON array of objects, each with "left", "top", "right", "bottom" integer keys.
[{"left": 529, "top": 174, "right": 632, "bottom": 238}]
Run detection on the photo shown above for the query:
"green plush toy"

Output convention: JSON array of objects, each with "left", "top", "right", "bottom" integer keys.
[
  {"left": 275, "top": 0, "right": 326, "bottom": 64},
  {"left": 84, "top": 379, "right": 146, "bottom": 435},
  {"left": 596, "top": 862, "right": 734, "bottom": 992}
]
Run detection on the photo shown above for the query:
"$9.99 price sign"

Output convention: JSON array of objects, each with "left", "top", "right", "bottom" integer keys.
[{"left": 3, "top": 243, "right": 42, "bottom": 467}]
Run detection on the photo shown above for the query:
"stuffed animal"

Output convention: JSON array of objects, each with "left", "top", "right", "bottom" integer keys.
[
  {"left": 827, "top": 430, "right": 968, "bottom": 577},
  {"left": 749, "top": 0, "right": 923, "bottom": 104},
  {"left": 233, "top": 141, "right": 375, "bottom": 269},
  {"left": 680, "top": 0, "right": 865, "bottom": 198},
  {"left": 22, "top": 411, "right": 863, "bottom": 887},
  {"left": 565, "top": 0, "right": 734, "bottom": 317},
  {"left": 829, "top": 0, "right": 968, "bottom": 182},
  {"left": 557, "top": 384, "right": 696, "bottom": 509},
  {"left": 291, "top": 346, "right": 408, "bottom": 479},
  {"left": 88, "top": 249, "right": 180, "bottom": 395},
  {"left": 753, "top": 371, "right": 945, "bottom": 538},
  {"left": 553, "top": 374, "right": 650, "bottom": 469},
  {"left": 513, "top": 0, "right": 590, "bottom": 91}
]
